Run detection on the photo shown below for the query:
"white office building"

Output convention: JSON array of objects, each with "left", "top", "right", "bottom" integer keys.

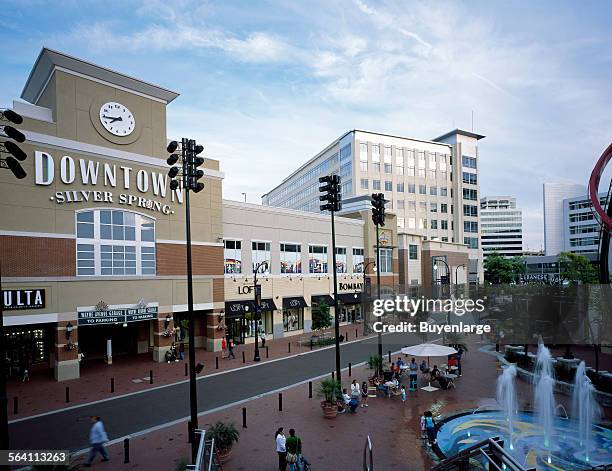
[
  {"left": 543, "top": 182, "right": 586, "bottom": 255},
  {"left": 563, "top": 193, "right": 608, "bottom": 255},
  {"left": 262, "top": 129, "right": 485, "bottom": 283},
  {"left": 480, "top": 196, "right": 523, "bottom": 258}
]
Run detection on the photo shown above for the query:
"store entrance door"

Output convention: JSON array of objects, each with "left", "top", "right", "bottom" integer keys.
[
  {"left": 227, "top": 316, "right": 245, "bottom": 345},
  {"left": 79, "top": 323, "right": 139, "bottom": 361}
]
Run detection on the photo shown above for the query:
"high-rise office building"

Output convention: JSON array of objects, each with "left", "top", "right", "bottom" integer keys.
[
  {"left": 480, "top": 196, "right": 523, "bottom": 258},
  {"left": 262, "top": 129, "right": 484, "bottom": 283},
  {"left": 543, "top": 182, "right": 586, "bottom": 255},
  {"left": 563, "top": 192, "right": 608, "bottom": 255}
]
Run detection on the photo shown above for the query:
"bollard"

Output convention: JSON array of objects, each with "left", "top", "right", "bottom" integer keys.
[
  {"left": 242, "top": 407, "right": 247, "bottom": 428},
  {"left": 242, "top": 351, "right": 246, "bottom": 363},
  {"left": 278, "top": 393, "right": 283, "bottom": 411},
  {"left": 65, "top": 386, "right": 70, "bottom": 403},
  {"left": 216, "top": 356, "right": 219, "bottom": 369},
  {"left": 149, "top": 370, "right": 153, "bottom": 384},
  {"left": 308, "top": 381, "right": 312, "bottom": 399},
  {"left": 185, "top": 363, "right": 188, "bottom": 376},
  {"left": 355, "top": 328, "right": 358, "bottom": 338},
  {"left": 331, "top": 371, "right": 335, "bottom": 380},
  {"left": 388, "top": 350, "right": 391, "bottom": 363},
  {"left": 310, "top": 339, "right": 313, "bottom": 351},
  {"left": 288, "top": 342, "right": 291, "bottom": 353},
  {"left": 124, "top": 438, "right": 130, "bottom": 464},
  {"left": 111, "top": 377, "right": 115, "bottom": 393},
  {"left": 188, "top": 421, "right": 193, "bottom": 443},
  {"left": 13, "top": 397, "right": 18, "bottom": 415},
  {"left": 349, "top": 362, "right": 352, "bottom": 376},
  {"left": 346, "top": 332, "right": 349, "bottom": 342},
  {"left": 266, "top": 346, "right": 269, "bottom": 358}
]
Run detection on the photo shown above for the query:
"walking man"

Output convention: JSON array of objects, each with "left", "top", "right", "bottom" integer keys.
[
  {"left": 228, "top": 339, "right": 236, "bottom": 359},
  {"left": 84, "top": 416, "right": 109, "bottom": 467},
  {"left": 285, "top": 428, "right": 305, "bottom": 471}
]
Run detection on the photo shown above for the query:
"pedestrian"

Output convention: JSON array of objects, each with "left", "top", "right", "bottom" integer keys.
[
  {"left": 286, "top": 428, "right": 309, "bottom": 471},
  {"left": 350, "top": 379, "right": 361, "bottom": 400},
  {"left": 228, "top": 339, "right": 236, "bottom": 359},
  {"left": 178, "top": 342, "right": 185, "bottom": 361},
  {"left": 360, "top": 380, "right": 369, "bottom": 407},
  {"left": 400, "top": 385, "right": 407, "bottom": 403},
  {"left": 424, "top": 411, "right": 437, "bottom": 446},
  {"left": 419, "top": 412, "right": 427, "bottom": 440},
  {"left": 275, "top": 427, "right": 287, "bottom": 471},
  {"left": 221, "top": 337, "right": 227, "bottom": 358},
  {"left": 260, "top": 331, "right": 266, "bottom": 348},
  {"left": 457, "top": 347, "right": 463, "bottom": 376},
  {"left": 409, "top": 357, "right": 418, "bottom": 390},
  {"left": 84, "top": 416, "right": 109, "bottom": 467}
]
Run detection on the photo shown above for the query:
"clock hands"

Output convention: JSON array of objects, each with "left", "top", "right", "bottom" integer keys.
[{"left": 102, "top": 115, "right": 123, "bottom": 123}]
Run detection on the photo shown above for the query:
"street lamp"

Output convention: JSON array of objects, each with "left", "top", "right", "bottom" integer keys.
[{"left": 252, "top": 260, "right": 268, "bottom": 362}]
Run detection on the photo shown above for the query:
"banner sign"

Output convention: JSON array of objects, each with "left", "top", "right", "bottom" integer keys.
[
  {"left": 519, "top": 273, "right": 561, "bottom": 285},
  {"left": 78, "top": 306, "right": 158, "bottom": 325},
  {"left": 2, "top": 289, "right": 46, "bottom": 310}
]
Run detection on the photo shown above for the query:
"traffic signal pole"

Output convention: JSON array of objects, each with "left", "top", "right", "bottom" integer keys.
[
  {"left": 375, "top": 222, "right": 383, "bottom": 376},
  {"left": 331, "top": 208, "right": 342, "bottom": 385}
]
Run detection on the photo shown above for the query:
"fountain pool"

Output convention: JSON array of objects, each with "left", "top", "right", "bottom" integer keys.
[{"left": 436, "top": 411, "right": 612, "bottom": 470}]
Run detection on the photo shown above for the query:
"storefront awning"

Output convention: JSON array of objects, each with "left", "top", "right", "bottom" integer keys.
[
  {"left": 225, "top": 300, "right": 256, "bottom": 317},
  {"left": 259, "top": 298, "right": 277, "bottom": 311},
  {"left": 282, "top": 296, "right": 308, "bottom": 309},
  {"left": 311, "top": 294, "right": 334, "bottom": 306},
  {"left": 337, "top": 292, "right": 362, "bottom": 305}
]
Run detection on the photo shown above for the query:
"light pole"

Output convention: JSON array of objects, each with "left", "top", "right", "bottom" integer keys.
[
  {"left": 356, "top": 261, "right": 375, "bottom": 336},
  {"left": 166, "top": 138, "right": 205, "bottom": 461},
  {"left": 371, "top": 193, "right": 386, "bottom": 376},
  {"left": 252, "top": 260, "right": 268, "bottom": 362}
]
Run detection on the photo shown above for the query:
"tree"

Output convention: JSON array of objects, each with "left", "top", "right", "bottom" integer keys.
[
  {"left": 312, "top": 301, "right": 332, "bottom": 331},
  {"left": 557, "top": 252, "right": 598, "bottom": 285},
  {"left": 484, "top": 252, "right": 525, "bottom": 284}
]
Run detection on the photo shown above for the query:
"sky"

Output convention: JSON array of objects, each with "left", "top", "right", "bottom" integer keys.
[{"left": 2, "top": 0, "right": 612, "bottom": 250}]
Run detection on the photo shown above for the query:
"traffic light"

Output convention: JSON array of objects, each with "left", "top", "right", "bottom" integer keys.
[
  {"left": 0, "top": 108, "right": 27, "bottom": 179},
  {"left": 371, "top": 192, "right": 386, "bottom": 226},
  {"left": 166, "top": 140, "right": 181, "bottom": 191},
  {"left": 319, "top": 174, "right": 342, "bottom": 212},
  {"left": 186, "top": 140, "right": 205, "bottom": 193},
  {"left": 166, "top": 138, "right": 205, "bottom": 193}
]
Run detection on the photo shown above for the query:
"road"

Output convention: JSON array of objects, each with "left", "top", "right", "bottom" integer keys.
[{"left": 9, "top": 332, "right": 417, "bottom": 451}]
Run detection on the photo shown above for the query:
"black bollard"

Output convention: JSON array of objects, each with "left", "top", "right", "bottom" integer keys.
[
  {"left": 355, "top": 328, "right": 358, "bottom": 338},
  {"left": 310, "top": 339, "right": 313, "bottom": 351},
  {"left": 65, "top": 386, "right": 70, "bottom": 403},
  {"left": 331, "top": 371, "right": 335, "bottom": 380},
  {"left": 288, "top": 342, "right": 291, "bottom": 353},
  {"left": 216, "top": 356, "right": 219, "bottom": 369},
  {"left": 349, "top": 362, "right": 352, "bottom": 376},
  {"left": 242, "top": 407, "right": 247, "bottom": 428},
  {"left": 308, "top": 381, "right": 312, "bottom": 398},
  {"left": 13, "top": 397, "right": 18, "bottom": 415},
  {"left": 346, "top": 332, "right": 349, "bottom": 342},
  {"left": 266, "top": 346, "right": 269, "bottom": 358},
  {"left": 123, "top": 438, "right": 130, "bottom": 464},
  {"left": 278, "top": 393, "right": 283, "bottom": 411},
  {"left": 111, "top": 377, "right": 115, "bottom": 393},
  {"left": 149, "top": 370, "right": 153, "bottom": 384},
  {"left": 185, "top": 363, "right": 188, "bottom": 376},
  {"left": 388, "top": 350, "right": 391, "bottom": 363},
  {"left": 242, "top": 351, "right": 246, "bottom": 363}
]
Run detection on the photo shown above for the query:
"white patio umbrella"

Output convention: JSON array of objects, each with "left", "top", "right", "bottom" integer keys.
[{"left": 401, "top": 343, "right": 457, "bottom": 392}]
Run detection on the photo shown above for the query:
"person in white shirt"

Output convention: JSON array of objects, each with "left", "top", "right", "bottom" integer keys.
[
  {"left": 342, "top": 388, "right": 358, "bottom": 413},
  {"left": 350, "top": 379, "right": 361, "bottom": 399},
  {"left": 275, "top": 427, "right": 287, "bottom": 470}
]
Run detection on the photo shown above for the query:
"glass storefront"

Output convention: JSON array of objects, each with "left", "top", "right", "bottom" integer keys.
[
  {"left": 283, "top": 308, "right": 303, "bottom": 332},
  {"left": 5, "top": 325, "right": 51, "bottom": 376}
]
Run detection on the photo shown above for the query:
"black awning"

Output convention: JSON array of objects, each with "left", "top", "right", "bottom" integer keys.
[
  {"left": 224, "top": 300, "right": 256, "bottom": 317},
  {"left": 282, "top": 296, "right": 308, "bottom": 309},
  {"left": 259, "top": 298, "right": 277, "bottom": 311},
  {"left": 311, "top": 294, "right": 334, "bottom": 306},
  {"left": 337, "top": 292, "right": 362, "bottom": 305}
]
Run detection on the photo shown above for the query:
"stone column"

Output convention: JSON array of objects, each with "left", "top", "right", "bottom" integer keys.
[
  {"left": 152, "top": 314, "right": 174, "bottom": 362},
  {"left": 205, "top": 310, "right": 226, "bottom": 352},
  {"left": 54, "top": 321, "right": 79, "bottom": 381}
]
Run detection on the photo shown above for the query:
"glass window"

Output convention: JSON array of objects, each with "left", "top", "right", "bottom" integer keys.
[
  {"left": 408, "top": 183, "right": 415, "bottom": 193},
  {"left": 408, "top": 218, "right": 416, "bottom": 229},
  {"left": 463, "top": 204, "right": 478, "bottom": 217},
  {"left": 464, "top": 221, "right": 479, "bottom": 233},
  {"left": 373, "top": 180, "right": 381, "bottom": 190},
  {"left": 76, "top": 210, "right": 155, "bottom": 276},
  {"left": 418, "top": 168, "right": 426, "bottom": 178},
  {"left": 464, "top": 237, "right": 479, "bottom": 249},
  {"left": 372, "top": 145, "right": 380, "bottom": 162},
  {"left": 224, "top": 240, "right": 242, "bottom": 274},
  {"left": 385, "top": 181, "right": 392, "bottom": 192},
  {"left": 336, "top": 247, "right": 347, "bottom": 273},
  {"left": 430, "top": 203, "right": 437, "bottom": 213},
  {"left": 431, "top": 219, "right": 438, "bottom": 229},
  {"left": 409, "top": 245, "right": 418, "bottom": 260},
  {"left": 462, "top": 155, "right": 477, "bottom": 169},
  {"left": 397, "top": 217, "right": 405, "bottom": 229},
  {"left": 428, "top": 153, "right": 436, "bottom": 168},
  {"left": 441, "top": 220, "right": 448, "bottom": 230},
  {"left": 360, "top": 178, "right": 369, "bottom": 189},
  {"left": 430, "top": 186, "right": 437, "bottom": 196},
  {"left": 419, "top": 184, "right": 426, "bottom": 195},
  {"left": 407, "top": 201, "right": 416, "bottom": 211},
  {"left": 407, "top": 149, "right": 415, "bottom": 168},
  {"left": 397, "top": 183, "right": 404, "bottom": 192},
  {"left": 441, "top": 203, "right": 448, "bottom": 213},
  {"left": 376, "top": 248, "right": 393, "bottom": 273},
  {"left": 308, "top": 245, "right": 328, "bottom": 273},
  {"left": 418, "top": 152, "right": 425, "bottom": 169},
  {"left": 397, "top": 200, "right": 405, "bottom": 209},
  {"left": 419, "top": 202, "right": 427, "bottom": 211},
  {"left": 462, "top": 172, "right": 478, "bottom": 185},
  {"left": 353, "top": 248, "right": 364, "bottom": 273},
  {"left": 281, "top": 243, "right": 302, "bottom": 274},
  {"left": 440, "top": 187, "right": 448, "bottom": 197},
  {"left": 283, "top": 308, "right": 304, "bottom": 332},
  {"left": 463, "top": 188, "right": 478, "bottom": 200},
  {"left": 360, "top": 144, "right": 368, "bottom": 171},
  {"left": 406, "top": 166, "right": 415, "bottom": 177},
  {"left": 252, "top": 241, "right": 271, "bottom": 272}
]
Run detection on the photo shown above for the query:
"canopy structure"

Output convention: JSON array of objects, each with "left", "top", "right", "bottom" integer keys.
[{"left": 401, "top": 343, "right": 457, "bottom": 392}]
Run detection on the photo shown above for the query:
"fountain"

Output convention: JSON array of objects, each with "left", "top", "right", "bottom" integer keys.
[
  {"left": 534, "top": 342, "right": 556, "bottom": 452},
  {"left": 497, "top": 364, "right": 518, "bottom": 450},
  {"left": 572, "top": 361, "right": 601, "bottom": 463}
]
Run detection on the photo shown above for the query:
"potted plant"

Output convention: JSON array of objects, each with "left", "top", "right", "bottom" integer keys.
[
  {"left": 207, "top": 421, "right": 240, "bottom": 462},
  {"left": 318, "top": 378, "right": 341, "bottom": 418},
  {"left": 368, "top": 354, "right": 382, "bottom": 372}
]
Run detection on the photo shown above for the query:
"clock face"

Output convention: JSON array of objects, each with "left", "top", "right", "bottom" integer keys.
[{"left": 99, "top": 102, "right": 135, "bottom": 136}]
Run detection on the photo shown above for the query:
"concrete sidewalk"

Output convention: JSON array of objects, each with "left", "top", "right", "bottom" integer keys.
[{"left": 8, "top": 323, "right": 366, "bottom": 420}]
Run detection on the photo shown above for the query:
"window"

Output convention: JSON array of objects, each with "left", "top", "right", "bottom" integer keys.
[
  {"left": 463, "top": 205, "right": 478, "bottom": 217},
  {"left": 408, "top": 183, "right": 415, "bottom": 193},
  {"left": 385, "top": 200, "right": 393, "bottom": 209},
  {"left": 406, "top": 149, "right": 415, "bottom": 168},
  {"left": 428, "top": 153, "right": 436, "bottom": 169},
  {"left": 308, "top": 245, "right": 327, "bottom": 273},
  {"left": 418, "top": 168, "right": 426, "bottom": 178},
  {"left": 283, "top": 308, "right": 303, "bottom": 332},
  {"left": 397, "top": 200, "right": 405, "bottom": 209},
  {"left": 385, "top": 181, "right": 392, "bottom": 191},
  {"left": 397, "top": 217, "right": 405, "bottom": 229},
  {"left": 430, "top": 186, "right": 437, "bottom": 196},
  {"left": 409, "top": 245, "right": 418, "bottom": 260},
  {"left": 335, "top": 247, "right": 347, "bottom": 273},
  {"left": 281, "top": 243, "right": 302, "bottom": 273},
  {"left": 408, "top": 217, "right": 416, "bottom": 229},
  {"left": 252, "top": 241, "right": 271, "bottom": 272},
  {"left": 463, "top": 188, "right": 478, "bottom": 200},
  {"left": 360, "top": 143, "right": 368, "bottom": 171},
  {"left": 372, "top": 145, "right": 380, "bottom": 172},
  {"left": 418, "top": 152, "right": 425, "bottom": 169},
  {"left": 441, "top": 220, "right": 448, "bottom": 230},
  {"left": 353, "top": 248, "right": 364, "bottom": 272},
  {"left": 418, "top": 218, "right": 425, "bottom": 229},
  {"left": 373, "top": 180, "right": 381, "bottom": 190},
  {"left": 464, "top": 237, "right": 479, "bottom": 249},
  {"left": 441, "top": 203, "right": 448, "bottom": 213},
  {"left": 462, "top": 172, "right": 478, "bottom": 185},
  {"left": 419, "top": 184, "right": 426, "bottom": 195},
  {"left": 408, "top": 201, "right": 416, "bottom": 211},
  {"left": 430, "top": 203, "right": 437, "bottom": 213},
  {"left": 76, "top": 210, "right": 156, "bottom": 276},
  {"left": 360, "top": 178, "right": 369, "bottom": 190},
  {"left": 428, "top": 169, "right": 436, "bottom": 179},
  {"left": 440, "top": 187, "right": 448, "bottom": 197},
  {"left": 384, "top": 146, "right": 392, "bottom": 173},
  {"left": 377, "top": 248, "right": 393, "bottom": 273},
  {"left": 431, "top": 219, "right": 438, "bottom": 229},
  {"left": 464, "top": 221, "right": 479, "bottom": 233},
  {"left": 406, "top": 166, "right": 415, "bottom": 177},
  {"left": 462, "top": 155, "right": 477, "bottom": 169},
  {"left": 397, "top": 182, "right": 404, "bottom": 192},
  {"left": 441, "top": 237, "right": 448, "bottom": 242},
  {"left": 224, "top": 239, "right": 242, "bottom": 274},
  {"left": 439, "top": 154, "right": 447, "bottom": 171},
  {"left": 396, "top": 148, "right": 404, "bottom": 176},
  {"left": 419, "top": 202, "right": 427, "bottom": 211}
]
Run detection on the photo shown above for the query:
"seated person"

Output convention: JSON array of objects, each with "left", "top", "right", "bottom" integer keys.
[
  {"left": 165, "top": 349, "right": 176, "bottom": 363},
  {"left": 435, "top": 374, "right": 456, "bottom": 390},
  {"left": 342, "top": 388, "right": 358, "bottom": 412},
  {"left": 447, "top": 356, "right": 458, "bottom": 371},
  {"left": 430, "top": 365, "right": 441, "bottom": 381},
  {"left": 382, "top": 369, "right": 393, "bottom": 382},
  {"left": 396, "top": 357, "right": 405, "bottom": 369},
  {"left": 419, "top": 360, "right": 429, "bottom": 373}
]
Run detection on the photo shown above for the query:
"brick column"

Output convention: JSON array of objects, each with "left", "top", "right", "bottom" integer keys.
[
  {"left": 206, "top": 310, "right": 226, "bottom": 352},
  {"left": 54, "top": 321, "right": 79, "bottom": 381},
  {"left": 152, "top": 314, "right": 175, "bottom": 362}
]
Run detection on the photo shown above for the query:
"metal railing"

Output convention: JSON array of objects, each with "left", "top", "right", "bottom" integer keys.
[
  {"left": 187, "top": 429, "right": 221, "bottom": 471},
  {"left": 363, "top": 435, "right": 373, "bottom": 471}
]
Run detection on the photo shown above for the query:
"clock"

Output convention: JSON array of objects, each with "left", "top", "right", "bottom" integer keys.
[{"left": 99, "top": 102, "right": 135, "bottom": 136}]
